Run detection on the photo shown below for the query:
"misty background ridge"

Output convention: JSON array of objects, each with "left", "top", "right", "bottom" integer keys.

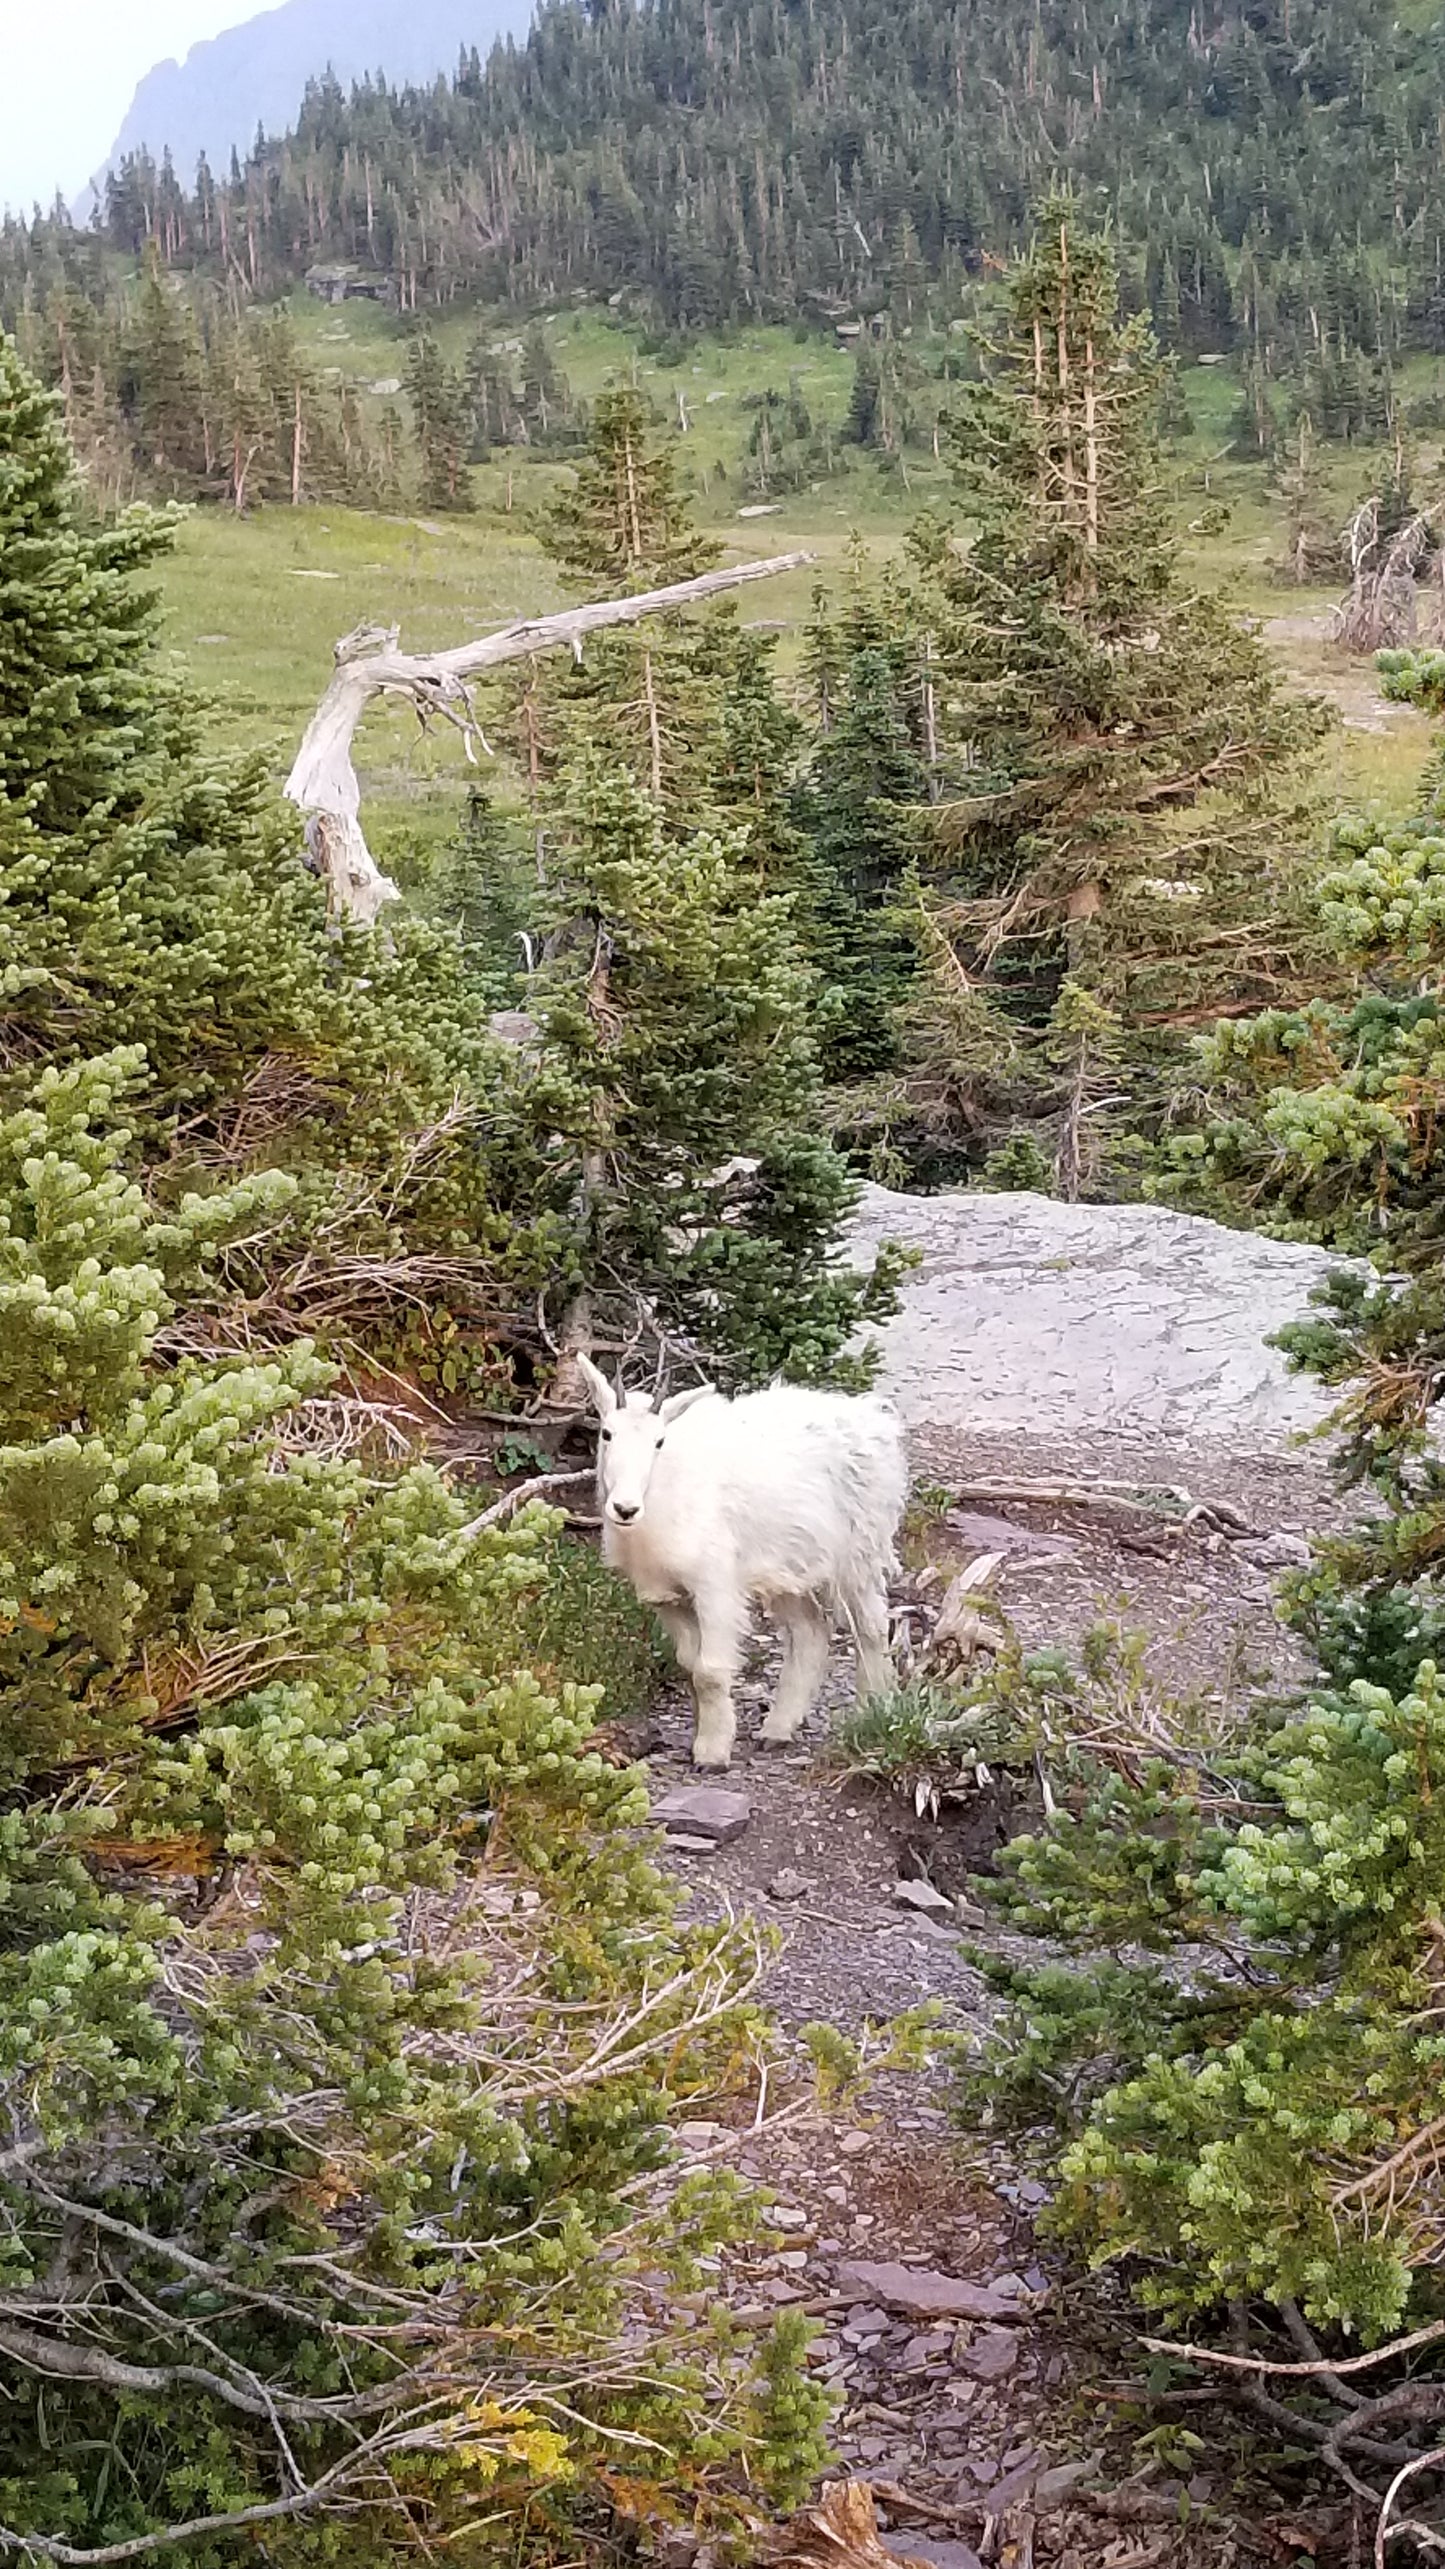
[{"left": 73, "top": 0, "right": 534, "bottom": 218}]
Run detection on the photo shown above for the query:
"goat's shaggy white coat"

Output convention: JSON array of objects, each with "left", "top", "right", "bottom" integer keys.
[{"left": 578, "top": 1358, "right": 907, "bottom": 1769}]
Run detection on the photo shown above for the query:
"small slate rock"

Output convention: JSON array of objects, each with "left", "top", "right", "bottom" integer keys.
[
  {"left": 666, "top": 1832, "right": 722, "bottom": 1853},
  {"left": 945, "top": 1507, "right": 1077, "bottom": 1560},
  {"left": 987, "top": 2271, "right": 1030, "bottom": 2303},
  {"left": 983, "top": 2450, "right": 1047, "bottom": 2514},
  {"left": 651, "top": 1785, "right": 753, "bottom": 1843},
  {"left": 842, "top": 2305, "right": 892, "bottom": 2340},
  {"left": 1031, "top": 2457, "right": 1100, "bottom": 2511},
  {"left": 956, "top": 2325, "right": 1020, "bottom": 2382},
  {"left": 767, "top": 1868, "right": 816, "bottom": 1902},
  {"left": 839, "top": 2260, "right": 1016, "bottom": 2321},
  {"left": 1234, "top": 1530, "right": 1313, "bottom": 1569},
  {"left": 893, "top": 1876, "right": 955, "bottom": 1916}
]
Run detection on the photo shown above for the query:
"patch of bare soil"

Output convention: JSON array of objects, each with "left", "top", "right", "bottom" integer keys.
[
  {"left": 634, "top": 1427, "right": 1357, "bottom": 2569},
  {"left": 1258, "top": 611, "right": 1435, "bottom": 742}
]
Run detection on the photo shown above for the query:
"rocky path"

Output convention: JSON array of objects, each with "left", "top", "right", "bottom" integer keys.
[{"left": 636, "top": 1194, "right": 1359, "bottom": 2567}]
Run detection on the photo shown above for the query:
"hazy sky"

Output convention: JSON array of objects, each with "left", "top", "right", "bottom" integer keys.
[{"left": 2, "top": 0, "right": 257, "bottom": 216}]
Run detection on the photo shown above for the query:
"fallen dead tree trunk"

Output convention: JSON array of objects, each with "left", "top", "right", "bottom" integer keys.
[{"left": 285, "top": 551, "right": 812, "bottom": 925}]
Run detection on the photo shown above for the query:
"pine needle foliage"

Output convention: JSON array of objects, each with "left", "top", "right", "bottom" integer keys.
[{"left": 0, "top": 337, "right": 839, "bottom": 2565}]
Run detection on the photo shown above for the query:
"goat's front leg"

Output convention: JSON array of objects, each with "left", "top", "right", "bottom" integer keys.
[
  {"left": 687, "top": 1589, "right": 745, "bottom": 1771},
  {"left": 654, "top": 1600, "right": 700, "bottom": 1678},
  {"left": 759, "top": 1596, "right": 831, "bottom": 1745}
]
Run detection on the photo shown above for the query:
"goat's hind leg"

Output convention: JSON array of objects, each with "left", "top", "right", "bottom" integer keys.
[
  {"left": 759, "top": 1595, "right": 831, "bottom": 1745},
  {"left": 848, "top": 1580, "right": 895, "bottom": 1706}
]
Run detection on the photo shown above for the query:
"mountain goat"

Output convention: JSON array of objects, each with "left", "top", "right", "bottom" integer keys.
[{"left": 577, "top": 1357, "right": 908, "bottom": 1770}]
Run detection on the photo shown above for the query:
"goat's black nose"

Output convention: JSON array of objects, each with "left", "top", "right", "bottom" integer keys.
[{"left": 611, "top": 1503, "right": 639, "bottom": 1524}]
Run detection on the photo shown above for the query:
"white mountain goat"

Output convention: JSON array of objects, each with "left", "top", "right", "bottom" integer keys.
[{"left": 577, "top": 1357, "right": 908, "bottom": 1769}]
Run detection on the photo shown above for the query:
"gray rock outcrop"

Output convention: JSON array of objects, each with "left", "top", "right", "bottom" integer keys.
[{"left": 848, "top": 1185, "right": 1352, "bottom": 1444}]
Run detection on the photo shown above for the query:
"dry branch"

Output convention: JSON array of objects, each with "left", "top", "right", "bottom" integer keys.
[
  {"left": 1141, "top": 2316, "right": 1445, "bottom": 2378},
  {"left": 946, "top": 1475, "right": 1249, "bottom": 1532},
  {"left": 285, "top": 553, "right": 813, "bottom": 924},
  {"left": 454, "top": 1468, "right": 593, "bottom": 1540}
]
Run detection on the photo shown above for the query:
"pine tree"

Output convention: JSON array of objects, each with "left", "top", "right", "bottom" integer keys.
[
  {"left": 542, "top": 383, "right": 717, "bottom": 589},
  {"left": 902, "top": 196, "right": 1327, "bottom": 1182},
  {"left": 464, "top": 328, "right": 524, "bottom": 454},
  {"left": 404, "top": 329, "right": 471, "bottom": 509},
  {"left": 120, "top": 249, "right": 206, "bottom": 489},
  {"left": 797, "top": 642, "right": 926, "bottom": 1081},
  {"left": 532, "top": 754, "right": 902, "bottom": 1382},
  {"left": 527, "top": 387, "right": 729, "bottom": 811},
  {"left": 973, "top": 718, "right": 1445, "bottom": 2395},
  {"left": 519, "top": 317, "right": 572, "bottom": 442},
  {"left": 843, "top": 342, "right": 883, "bottom": 448},
  {"left": 1277, "top": 411, "right": 1339, "bottom": 582},
  {"left": 1229, "top": 350, "right": 1277, "bottom": 458}
]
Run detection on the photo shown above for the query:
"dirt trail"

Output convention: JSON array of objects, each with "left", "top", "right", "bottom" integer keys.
[{"left": 636, "top": 1405, "right": 1348, "bottom": 2566}]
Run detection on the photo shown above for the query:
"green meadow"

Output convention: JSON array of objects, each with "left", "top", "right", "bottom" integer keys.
[{"left": 154, "top": 302, "right": 1444, "bottom": 872}]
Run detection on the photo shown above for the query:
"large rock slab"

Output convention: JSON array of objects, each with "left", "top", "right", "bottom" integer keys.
[{"left": 848, "top": 1185, "right": 1352, "bottom": 1444}]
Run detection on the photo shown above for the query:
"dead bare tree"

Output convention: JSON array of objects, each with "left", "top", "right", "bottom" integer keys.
[
  {"left": 285, "top": 553, "right": 812, "bottom": 926},
  {"left": 1333, "top": 498, "right": 1445, "bottom": 654}
]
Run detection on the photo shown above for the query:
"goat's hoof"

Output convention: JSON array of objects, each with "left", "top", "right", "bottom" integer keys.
[{"left": 757, "top": 1724, "right": 802, "bottom": 1750}]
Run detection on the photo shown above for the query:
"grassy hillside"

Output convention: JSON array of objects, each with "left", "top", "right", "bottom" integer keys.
[{"left": 157, "top": 304, "right": 1438, "bottom": 889}]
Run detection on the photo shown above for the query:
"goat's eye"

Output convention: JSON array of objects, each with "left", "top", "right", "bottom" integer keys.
[
  {"left": 655, "top": 1435, "right": 665, "bottom": 1450},
  {"left": 600, "top": 1428, "right": 612, "bottom": 1443}
]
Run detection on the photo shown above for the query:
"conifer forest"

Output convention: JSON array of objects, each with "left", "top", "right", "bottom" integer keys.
[{"left": 6, "top": 0, "right": 1445, "bottom": 2562}]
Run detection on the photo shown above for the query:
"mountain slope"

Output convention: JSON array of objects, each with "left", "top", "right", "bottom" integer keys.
[
  {"left": 66, "top": 0, "right": 1445, "bottom": 356},
  {"left": 76, "top": 0, "right": 534, "bottom": 213}
]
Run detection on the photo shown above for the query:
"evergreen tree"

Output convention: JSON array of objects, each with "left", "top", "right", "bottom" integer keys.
[
  {"left": 119, "top": 249, "right": 206, "bottom": 489},
  {"left": 1229, "top": 349, "right": 1278, "bottom": 458},
  {"left": 527, "top": 387, "right": 740, "bottom": 819},
  {"left": 796, "top": 642, "right": 926, "bottom": 1081},
  {"left": 404, "top": 329, "right": 471, "bottom": 509},
  {"left": 464, "top": 328, "right": 524, "bottom": 454},
  {"left": 902, "top": 197, "right": 1327, "bottom": 1181},
  {"left": 519, "top": 317, "right": 572, "bottom": 442},
  {"left": 843, "top": 342, "right": 881, "bottom": 447},
  {"left": 542, "top": 384, "right": 716, "bottom": 590},
  {"left": 532, "top": 755, "right": 902, "bottom": 1382},
  {"left": 1277, "top": 411, "right": 1340, "bottom": 582}
]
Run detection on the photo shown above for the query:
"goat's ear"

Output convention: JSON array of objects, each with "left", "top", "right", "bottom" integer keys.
[
  {"left": 658, "top": 1382, "right": 716, "bottom": 1426},
  {"left": 575, "top": 1353, "right": 617, "bottom": 1418}
]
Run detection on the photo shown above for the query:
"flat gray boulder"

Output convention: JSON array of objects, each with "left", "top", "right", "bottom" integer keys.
[{"left": 849, "top": 1185, "right": 1351, "bottom": 1444}]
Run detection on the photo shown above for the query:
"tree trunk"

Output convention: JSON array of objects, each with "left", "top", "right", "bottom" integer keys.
[{"left": 285, "top": 554, "right": 812, "bottom": 927}]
